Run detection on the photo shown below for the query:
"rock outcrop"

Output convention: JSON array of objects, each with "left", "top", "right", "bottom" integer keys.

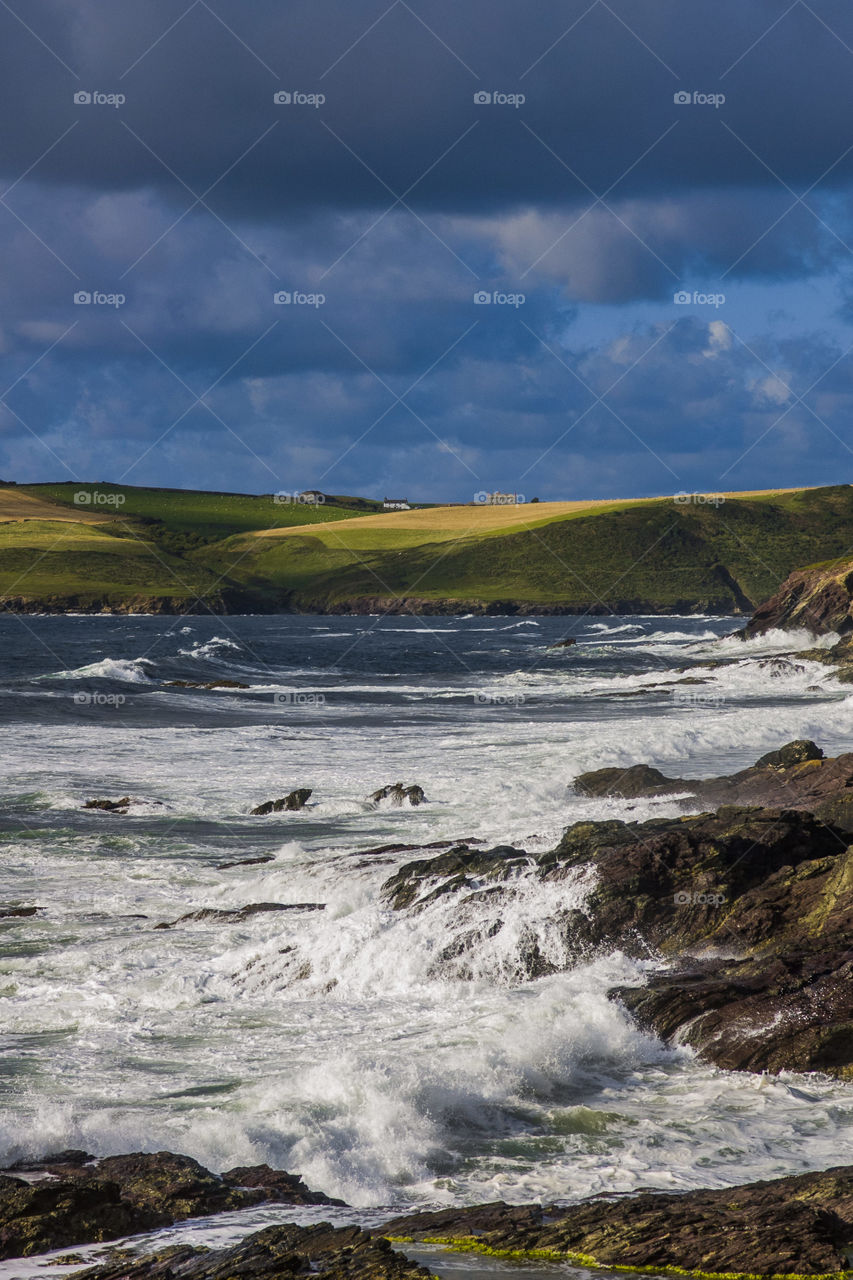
[
  {"left": 380, "top": 746, "right": 853, "bottom": 1075},
  {"left": 573, "top": 739, "right": 853, "bottom": 834},
  {"left": 370, "top": 784, "right": 427, "bottom": 807},
  {"left": 0, "top": 1151, "right": 341, "bottom": 1260},
  {"left": 384, "top": 1164, "right": 853, "bottom": 1278},
  {"left": 251, "top": 789, "right": 313, "bottom": 815},
  {"left": 154, "top": 902, "right": 324, "bottom": 929},
  {"left": 743, "top": 559, "right": 853, "bottom": 637},
  {"left": 70, "top": 1223, "right": 430, "bottom": 1280}
]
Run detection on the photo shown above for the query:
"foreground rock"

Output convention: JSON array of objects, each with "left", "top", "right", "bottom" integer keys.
[
  {"left": 71, "top": 1223, "right": 430, "bottom": 1280},
  {"left": 384, "top": 1165, "right": 853, "bottom": 1278},
  {"left": 0, "top": 1151, "right": 342, "bottom": 1260},
  {"left": 251, "top": 789, "right": 313, "bottom": 815}
]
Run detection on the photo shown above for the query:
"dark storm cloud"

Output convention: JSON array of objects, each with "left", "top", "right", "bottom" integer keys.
[
  {"left": 2, "top": 0, "right": 853, "bottom": 495},
  {"left": 4, "top": 0, "right": 853, "bottom": 211}
]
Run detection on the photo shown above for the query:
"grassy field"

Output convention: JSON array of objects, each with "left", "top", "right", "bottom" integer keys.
[
  {"left": 1, "top": 481, "right": 850, "bottom": 613},
  {"left": 203, "top": 485, "right": 846, "bottom": 612},
  {"left": 0, "top": 516, "right": 228, "bottom": 608},
  {"left": 20, "top": 483, "right": 377, "bottom": 549}
]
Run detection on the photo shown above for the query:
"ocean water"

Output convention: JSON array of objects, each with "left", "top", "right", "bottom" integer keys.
[{"left": 0, "top": 612, "right": 852, "bottom": 1242}]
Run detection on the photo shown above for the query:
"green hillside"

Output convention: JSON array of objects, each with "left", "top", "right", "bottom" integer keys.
[
  {"left": 197, "top": 485, "right": 853, "bottom": 614},
  {"left": 1, "top": 482, "right": 852, "bottom": 614}
]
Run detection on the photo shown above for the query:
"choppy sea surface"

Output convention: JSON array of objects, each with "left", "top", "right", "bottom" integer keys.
[{"left": 1, "top": 611, "right": 852, "bottom": 1266}]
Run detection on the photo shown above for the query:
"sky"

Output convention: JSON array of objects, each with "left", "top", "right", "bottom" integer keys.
[{"left": 1, "top": 0, "right": 853, "bottom": 501}]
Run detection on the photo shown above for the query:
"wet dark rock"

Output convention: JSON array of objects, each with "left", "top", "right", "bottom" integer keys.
[
  {"left": 216, "top": 855, "right": 276, "bottom": 869},
  {"left": 84, "top": 798, "right": 134, "bottom": 812},
  {"left": 251, "top": 788, "right": 313, "bottom": 815},
  {"left": 382, "top": 845, "right": 531, "bottom": 911},
  {"left": 383, "top": 1165, "right": 853, "bottom": 1278},
  {"left": 551, "top": 800, "right": 853, "bottom": 1076},
  {"left": 573, "top": 763, "right": 686, "bottom": 799},
  {"left": 154, "top": 902, "right": 324, "bottom": 929},
  {"left": 358, "top": 838, "right": 484, "bottom": 856},
  {"left": 70, "top": 1222, "right": 431, "bottom": 1280},
  {"left": 0, "top": 1152, "right": 344, "bottom": 1261},
  {"left": 221, "top": 1164, "right": 345, "bottom": 1206},
  {"left": 573, "top": 740, "right": 853, "bottom": 832},
  {"left": 755, "top": 739, "right": 824, "bottom": 768},
  {"left": 166, "top": 679, "right": 250, "bottom": 690},
  {"left": 757, "top": 656, "right": 806, "bottom": 677},
  {"left": 742, "top": 560, "right": 853, "bottom": 637},
  {"left": 380, "top": 786, "right": 853, "bottom": 1075},
  {"left": 369, "top": 783, "right": 427, "bottom": 806},
  {"left": 0, "top": 905, "right": 40, "bottom": 918},
  {"left": 7, "top": 1150, "right": 94, "bottom": 1173},
  {"left": 548, "top": 636, "right": 577, "bottom": 648}
]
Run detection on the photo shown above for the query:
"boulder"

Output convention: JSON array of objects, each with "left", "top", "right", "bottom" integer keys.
[
  {"left": 369, "top": 783, "right": 427, "bottom": 806},
  {"left": 0, "top": 1151, "right": 343, "bottom": 1261},
  {"left": 251, "top": 788, "right": 313, "bottom": 815}
]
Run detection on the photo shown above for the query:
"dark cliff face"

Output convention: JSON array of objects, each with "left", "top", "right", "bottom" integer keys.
[{"left": 744, "top": 561, "right": 853, "bottom": 637}]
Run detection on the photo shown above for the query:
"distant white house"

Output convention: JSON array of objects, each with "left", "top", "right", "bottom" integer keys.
[{"left": 383, "top": 498, "right": 410, "bottom": 510}]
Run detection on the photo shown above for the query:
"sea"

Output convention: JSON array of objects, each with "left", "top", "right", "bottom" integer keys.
[{"left": 0, "top": 612, "right": 852, "bottom": 1274}]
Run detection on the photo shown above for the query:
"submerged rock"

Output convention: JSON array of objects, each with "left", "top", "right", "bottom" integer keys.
[
  {"left": 369, "top": 783, "right": 427, "bottom": 806},
  {"left": 154, "top": 902, "right": 324, "bottom": 929},
  {"left": 84, "top": 798, "right": 134, "bottom": 813},
  {"left": 69, "top": 1222, "right": 429, "bottom": 1280},
  {"left": 166, "top": 679, "right": 250, "bottom": 690},
  {"left": 251, "top": 788, "right": 313, "bottom": 815},
  {"left": 383, "top": 1164, "right": 853, "bottom": 1278},
  {"left": 215, "top": 855, "right": 275, "bottom": 869},
  {"left": 0, "top": 1151, "right": 342, "bottom": 1260}
]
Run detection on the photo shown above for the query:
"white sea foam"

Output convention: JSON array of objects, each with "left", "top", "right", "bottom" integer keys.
[{"left": 1, "top": 614, "right": 852, "bottom": 1214}]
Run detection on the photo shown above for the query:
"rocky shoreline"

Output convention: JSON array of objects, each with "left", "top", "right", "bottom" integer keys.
[
  {"left": 4, "top": 1151, "right": 853, "bottom": 1279},
  {"left": 0, "top": 592, "right": 743, "bottom": 616}
]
